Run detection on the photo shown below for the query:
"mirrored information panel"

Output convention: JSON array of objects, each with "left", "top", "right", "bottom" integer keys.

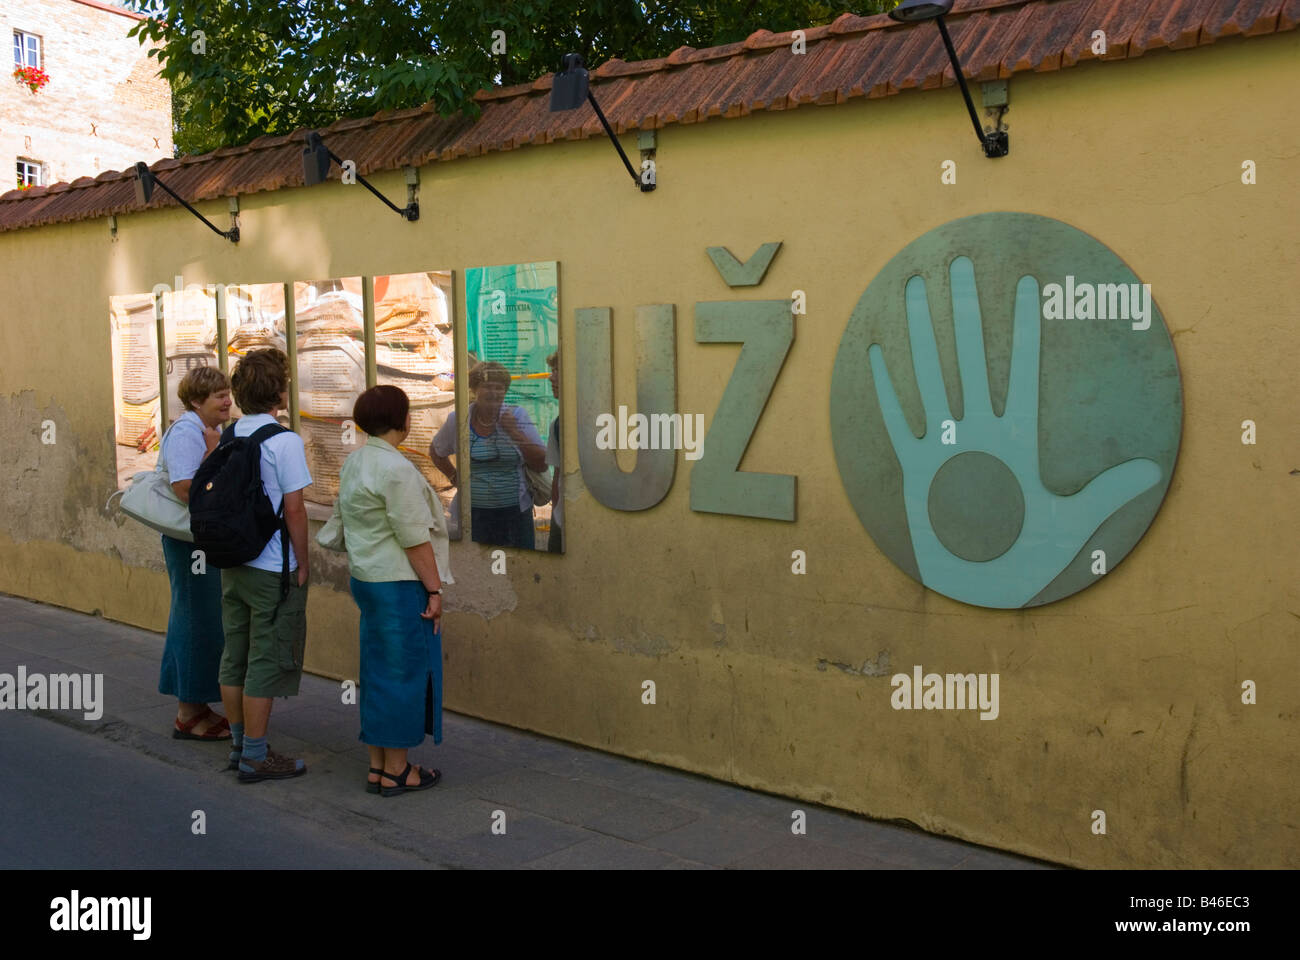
[
  {"left": 224, "top": 282, "right": 290, "bottom": 426},
  {"left": 293, "top": 277, "right": 365, "bottom": 507},
  {"left": 458, "top": 262, "right": 561, "bottom": 553},
  {"left": 110, "top": 293, "right": 162, "bottom": 490},
  {"left": 160, "top": 285, "right": 219, "bottom": 430},
  {"left": 374, "top": 271, "right": 460, "bottom": 539}
]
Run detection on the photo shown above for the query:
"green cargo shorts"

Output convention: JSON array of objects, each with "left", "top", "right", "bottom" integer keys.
[{"left": 218, "top": 566, "right": 308, "bottom": 698}]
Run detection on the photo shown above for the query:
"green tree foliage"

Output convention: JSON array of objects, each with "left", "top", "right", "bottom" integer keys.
[{"left": 126, "top": 1, "right": 899, "bottom": 155}]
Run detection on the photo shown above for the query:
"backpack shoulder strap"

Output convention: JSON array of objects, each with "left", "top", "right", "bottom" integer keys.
[
  {"left": 248, "top": 422, "right": 289, "bottom": 446},
  {"left": 220, "top": 421, "right": 239, "bottom": 444},
  {"left": 245, "top": 421, "right": 293, "bottom": 605}
]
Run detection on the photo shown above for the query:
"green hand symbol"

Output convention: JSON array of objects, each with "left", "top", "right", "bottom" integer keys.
[{"left": 867, "top": 256, "right": 1162, "bottom": 608}]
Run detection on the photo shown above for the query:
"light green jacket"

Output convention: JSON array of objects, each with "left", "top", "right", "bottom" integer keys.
[{"left": 317, "top": 436, "right": 454, "bottom": 585}]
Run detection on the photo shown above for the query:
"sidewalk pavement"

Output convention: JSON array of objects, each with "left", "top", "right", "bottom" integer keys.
[{"left": 0, "top": 593, "right": 1054, "bottom": 870}]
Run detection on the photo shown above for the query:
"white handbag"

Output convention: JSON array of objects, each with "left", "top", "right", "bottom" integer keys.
[{"left": 116, "top": 422, "right": 194, "bottom": 541}]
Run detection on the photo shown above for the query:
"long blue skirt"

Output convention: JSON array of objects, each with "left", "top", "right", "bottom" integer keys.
[
  {"left": 159, "top": 534, "right": 225, "bottom": 703},
  {"left": 350, "top": 577, "right": 442, "bottom": 749}
]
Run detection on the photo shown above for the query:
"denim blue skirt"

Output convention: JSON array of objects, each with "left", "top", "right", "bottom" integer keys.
[
  {"left": 350, "top": 577, "right": 443, "bottom": 749},
  {"left": 159, "top": 534, "right": 226, "bottom": 703}
]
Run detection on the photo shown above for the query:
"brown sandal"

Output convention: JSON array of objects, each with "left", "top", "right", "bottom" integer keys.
[{"left": 173, "top": 707, "right": 232, "bottom": 741}]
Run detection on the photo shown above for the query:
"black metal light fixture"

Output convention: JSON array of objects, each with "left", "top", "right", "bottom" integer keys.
[
  {"left": 301, "top": 131, "right": 420, "bottom": 220},
  {"left": 888, "top": 0, "right": 1008, "bottom": 158},
  {"left": 549, "top": 53, "right": 654, "bottom": 192},
  {"left": 133, "top": 162, "right": 240, "bottom": 242}
]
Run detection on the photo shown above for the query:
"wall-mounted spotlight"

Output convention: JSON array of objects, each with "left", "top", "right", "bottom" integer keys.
[
  {"left": 301, "top": 131, "right": 420, "bottom": 220},
  {"left": 549, "top": 53, "right": 654, "bottom": 192},
  {"left": 888, "top": 0, "right": 1008, "bottom": 158},
  {"left": 133, "top": 162, "right": 240, "bottom": 242}
]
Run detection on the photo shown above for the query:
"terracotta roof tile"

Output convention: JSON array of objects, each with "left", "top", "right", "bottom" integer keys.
[
  {"left": 797, "top": 34, "right": 870, "bottom": 105},
  {"left": 885, "top": 20, "right": 947, "bottom": 94},
  {"left": 840, "top": 31, "right": 896, "bottom": 100},
  {"left": 779, "top": 41, "right": 844, "bottom": 107},
  {"left": 1, "top": 0, "right": 1295, "bottom": 231},
  {"left": 1133, "top": 0, "right": 1221, "bottom": 54},
  {"left": 1204, "top": 0, "right": 1285, "bottom": 38},
  {"left": 955, "top": 8, "right": 1007, "bottom": 80}
]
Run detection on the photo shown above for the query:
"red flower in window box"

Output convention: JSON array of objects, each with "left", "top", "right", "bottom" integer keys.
[{"left": 13, "top": 66, "right": 50, "bottom": 93}]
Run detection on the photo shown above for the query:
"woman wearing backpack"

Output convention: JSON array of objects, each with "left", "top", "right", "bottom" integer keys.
[
  {"left": 318, "top": 385, "right": 452, "bottom": 796},
  {"left": 159, "top": 366, "right": 233, "bottom": 740}
]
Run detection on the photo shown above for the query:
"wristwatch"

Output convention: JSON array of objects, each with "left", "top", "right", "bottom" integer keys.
[{"left": 427, "top": 587, "right": 441, "bottom": 595}]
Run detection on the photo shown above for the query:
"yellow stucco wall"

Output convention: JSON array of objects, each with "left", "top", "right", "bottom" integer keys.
[{"left": 1, "top": 34, "right": 1296, "bottom": 868}]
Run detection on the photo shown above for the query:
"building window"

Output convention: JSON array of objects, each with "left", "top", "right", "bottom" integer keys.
[
  {"left": 17, "top": 159, "right": 43, "bottom": 188},
  {"left": 13, "top": 31, "right": 41, "bottom": 69}
]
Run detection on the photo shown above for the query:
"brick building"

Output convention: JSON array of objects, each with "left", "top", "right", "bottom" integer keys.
[{"left": 3, "top": 0, "right": 171, "bottom": 191}]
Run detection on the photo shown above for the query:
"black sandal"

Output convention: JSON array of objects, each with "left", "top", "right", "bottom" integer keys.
[
  {"left": 366, "top": 767, "right": 384, "bottom": 794},
  {"left": 379, "top": 762, "right": 441, "bottom": 797}
]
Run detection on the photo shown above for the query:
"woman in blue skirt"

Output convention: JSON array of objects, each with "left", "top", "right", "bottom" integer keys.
[
  {"left": 160, "top": 366, "right": 232, "bottom": 740},
  {"left": 319, "top": 385, "right": 453, "bottom": 796}
]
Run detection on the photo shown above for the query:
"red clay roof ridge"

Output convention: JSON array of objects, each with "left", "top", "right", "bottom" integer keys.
[
  {"left": 3, "top": 0, "right": 1028, "bottom": 200},
  {"left": 0, "top": 0, "right": 1290, "bottom": 215}
]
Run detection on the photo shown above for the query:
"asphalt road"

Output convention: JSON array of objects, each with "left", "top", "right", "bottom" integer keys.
[{"left": 0, "top": 711, "right": 428, "bottom": 869}]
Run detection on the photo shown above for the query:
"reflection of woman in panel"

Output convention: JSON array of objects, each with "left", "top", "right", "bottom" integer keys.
[
  {"left": 545, "top": 350, "right": 563, "bottom": 554},
  {"left": 161, "top": 366, "right": 232, "bottom": 741},
  {"left": 430, "top": 361, "right": 546, "bottom": 549},
  {"left": 319, "top": 385, "right": 452, "bottom": 796}
]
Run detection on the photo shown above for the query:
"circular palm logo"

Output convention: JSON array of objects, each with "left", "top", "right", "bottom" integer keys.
[{"left": 830, "top": 213, "right": 1182, "bottom": 608}]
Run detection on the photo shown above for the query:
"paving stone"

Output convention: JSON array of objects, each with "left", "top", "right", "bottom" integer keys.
[
  {"left": 617, "top": 766, "right": 801, "bottom": 821},
  {"left": 446, "top": 716, "right": 583, "bottom": 769},
  {"left": 426, "top": 813, "right": 590, "bottom": 868},
  {"left": 468, "top": 768, "right": 631, "bottom": 825},
  {"left": 0, "top": 623, "right": 90, "bottom": 655},
  {"left": 271, "top": 704, "right": 362, "bottom": 752},
  {"left": 0, "top": 650, "right": 84, "bottom": 676},
  {"left": 951, "top": 849, "right": 1053, "bottom": 870},
  {"left": 727, "top": 836, "right": 900, "bottom": 870},
  {"left": 642, "top": 815, "right": 786, "bottom": 866},
  {"left": 656, "top": 857, "right": 719, "bottom": 870},
  {"left": 800, "top": 813, "right": 972, "bottom": 868},
  {"left": 93, "top": 653, "right": 169, "bottom": 688},
  {"left": 542, "top": 746, "right": 650, "bottom": 784},
  {"left": 411, "top": 743, "right": 514, "bottom": 786},
  {"left": 386, "top": 797, "right": 518, "bottom": 841},
  {"left": 582, "top": 793, "right": 700, "bottom": 842},
  {"left": 119, "top": 700, "right": 187, "bottom": 731},
  {"left": 848, "top": 830, "right": 973, "bottom": 869},
  {"left": 523, "top": 833, "right": 677, "bottom": 870}
]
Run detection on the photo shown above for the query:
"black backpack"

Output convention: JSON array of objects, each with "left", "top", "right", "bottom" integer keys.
[{"left": 189, "top": 422, "right": 291, "bottom": 599}]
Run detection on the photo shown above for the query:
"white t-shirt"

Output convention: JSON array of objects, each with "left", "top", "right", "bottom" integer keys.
[
  {"left": 161, "top": 411, "right": 208, "bottom": 482},
  {"left": 233, "top": 413, "right": 313, "bottom": 573}
]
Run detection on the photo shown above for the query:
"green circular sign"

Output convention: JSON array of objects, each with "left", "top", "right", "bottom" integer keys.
[{"left": 830, "top": 213, "right": 1182, "bottom": 608}]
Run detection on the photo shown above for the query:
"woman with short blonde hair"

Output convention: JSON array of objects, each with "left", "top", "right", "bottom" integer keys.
[{"left": 160, "top": 364, "right": 233, "bottom": 740}]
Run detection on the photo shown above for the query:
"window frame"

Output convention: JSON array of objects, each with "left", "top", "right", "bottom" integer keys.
[
  {"left": 16, "top": 159, "right": 44, "bottom": 188},
  {"left": 13, "top": 30, "right": 41, "bottom": 70}
]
